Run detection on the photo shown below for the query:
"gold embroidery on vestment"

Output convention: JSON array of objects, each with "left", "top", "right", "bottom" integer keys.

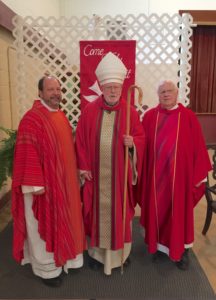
[{"left": 99, "top": 110, "right": 116, "bottom": 248}]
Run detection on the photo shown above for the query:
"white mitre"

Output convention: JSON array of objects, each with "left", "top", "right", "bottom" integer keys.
[{"left": 95, "top": 52, "right": 127, "bottom": 86}]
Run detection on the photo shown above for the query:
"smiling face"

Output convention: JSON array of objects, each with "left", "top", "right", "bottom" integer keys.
[
  {"left": 39, "top": 77, "right": 62, "bottom": 110},
  {"left": 101, "top": 82, "right": 123, "bottom": 106},
  {"left": 158, "top": 81, "right": 178, "bottom": 110}
]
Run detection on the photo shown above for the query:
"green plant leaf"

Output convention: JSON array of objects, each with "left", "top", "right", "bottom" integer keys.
[{"left": 0, "top": 127, "right": 17, "bottom": 190}]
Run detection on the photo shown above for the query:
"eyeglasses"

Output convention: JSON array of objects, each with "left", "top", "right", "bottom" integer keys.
[{"left": 103, "top": 85, "right": 122, "bottom": 92}]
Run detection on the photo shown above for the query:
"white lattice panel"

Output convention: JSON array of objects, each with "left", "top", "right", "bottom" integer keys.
[{"left": 12, "top": 13, "right": 193, "bottom": 127}]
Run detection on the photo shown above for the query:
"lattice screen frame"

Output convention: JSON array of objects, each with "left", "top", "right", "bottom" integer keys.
[{"left": 12, "top": 13, "right": 193, "bottom": 129}]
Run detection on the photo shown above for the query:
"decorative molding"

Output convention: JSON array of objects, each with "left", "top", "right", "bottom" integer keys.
[
  {"left": 0, "top": 1, "right": 16, "bottom": 32},
  {"left": 179, "top": 10, "right": 216, "bottom": 25}
]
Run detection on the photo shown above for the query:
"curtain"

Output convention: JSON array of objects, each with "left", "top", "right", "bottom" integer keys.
[{"left": 189, "top": 26, "right": 216, "bottom": 113}]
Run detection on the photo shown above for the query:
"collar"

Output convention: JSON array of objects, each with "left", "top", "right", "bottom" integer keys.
[
  {"left": 158, "top": 103, "right": 180, "bottom": 114},
  {"left": 40, "top": 98, "right": 59, "bottom": 112},
  {"left": 99, "top": 96, "right": 123, "bottom": 111}
]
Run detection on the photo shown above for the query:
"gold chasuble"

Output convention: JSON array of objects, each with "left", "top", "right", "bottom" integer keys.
[{"left": 88, "top": 110, "right": 131, "bottom": 275}]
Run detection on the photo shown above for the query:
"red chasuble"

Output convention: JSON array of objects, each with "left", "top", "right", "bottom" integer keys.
[
  {"left": 140, "top": 104, "right": 212, "bottom": 261},
  {"left": 12, "top": 100, "right": 86, "bottom": 266},
  {"left": 75, "top": 96, "right": 145, "bottom": 250}
]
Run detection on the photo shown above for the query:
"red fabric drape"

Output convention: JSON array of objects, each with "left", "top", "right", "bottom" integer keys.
[{"left": 190, "top": 26, "right": 216, "bottom": 112}]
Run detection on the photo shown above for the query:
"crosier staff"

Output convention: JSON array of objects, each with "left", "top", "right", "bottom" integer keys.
[{"left": 121, "top": 84, "right": 143, "bottom": 274}]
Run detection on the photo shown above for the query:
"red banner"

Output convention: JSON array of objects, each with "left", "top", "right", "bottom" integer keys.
[{"left": 80, "top": 40, "right": 136, "bottom": 111}]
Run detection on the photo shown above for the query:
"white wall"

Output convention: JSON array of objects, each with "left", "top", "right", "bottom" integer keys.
[
  {"left": 1, "top": 0, "right": 216, "bottom": 18},
  {"left": 59, "top": 0, "right": 150, "bottom": 17},
  {"left": 1, "top": 0, "right": 60, "bottom": 18},
  {"left": 60, "top": 0, "right": 216, "bottom": 17}
]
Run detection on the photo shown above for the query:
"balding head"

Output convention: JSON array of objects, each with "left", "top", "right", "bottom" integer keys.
[{"left": 157, "top": 80, "right": 178, "bottom": 110}]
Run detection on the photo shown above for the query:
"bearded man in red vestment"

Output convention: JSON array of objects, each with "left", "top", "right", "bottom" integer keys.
[
  {"left": 12, "top": 76, "right": 86, "bottom": 287},
  {"left": 140, "top": 80, "right": 212, "bottom": 270},
  {"left": 75, "top": 52, "right": 145, "bottom": 275}
]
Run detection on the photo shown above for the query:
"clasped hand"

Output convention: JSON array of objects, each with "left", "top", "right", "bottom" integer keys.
[{"left": 123, "top": 135, "right": 134, "bottom": 148}]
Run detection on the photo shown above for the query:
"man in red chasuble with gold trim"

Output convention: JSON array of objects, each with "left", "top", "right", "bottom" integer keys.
[
  {"left": 12, "top": 76, "right": 86, "bottom": 287},
  {"left": 75, "top": 52, "right": 145, "bottom": 275},
  {"left": 140, "top": 80, "right": 212, "bottom": 270}
]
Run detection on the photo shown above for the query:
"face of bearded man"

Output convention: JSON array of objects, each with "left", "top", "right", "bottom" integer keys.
[
  {"left": 101, "top": 82, "right": 123, "bottom": 106},
  {"left": 39, "top": 77, "right": 62, "bottom": 110}
]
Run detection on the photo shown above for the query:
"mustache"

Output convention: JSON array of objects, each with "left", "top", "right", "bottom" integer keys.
[{"left": 50, "top": 96, "right": 61, "bottom": 100}]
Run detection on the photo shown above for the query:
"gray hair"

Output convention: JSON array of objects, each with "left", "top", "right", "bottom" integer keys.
[{"left": 157, "top": 80, "right": 178, "bottom": 94}]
